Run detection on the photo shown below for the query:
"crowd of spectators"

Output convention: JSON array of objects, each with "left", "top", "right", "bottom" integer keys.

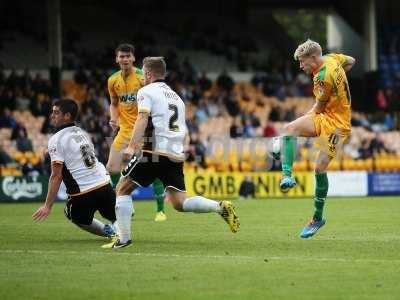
[{"left": 1, "top": 54, "right": 400, "bottom": 175}]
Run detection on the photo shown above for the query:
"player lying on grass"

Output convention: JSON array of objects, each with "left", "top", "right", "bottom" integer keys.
[
  {"left": 33, "top": 99, "right": 117, "bottom": 239},
  {"left": 273, "top": 39, "right": 355, "bottom": 238},
  {"left": 103, "top": 57, "right": 240, "bottom": 249}
]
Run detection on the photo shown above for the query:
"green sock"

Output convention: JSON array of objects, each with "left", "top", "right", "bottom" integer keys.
[
  {"left": 153, "top": 178, "right": 165, "bottom": 213},
  {"left": 282, "top": 136, "right": 297, "bottom": 177},
  {"left": 110, "top": 173, "right": 121, "bottom": 188},
  {"left": 313, "top": 173, "right": 329, "bottom": 221}
]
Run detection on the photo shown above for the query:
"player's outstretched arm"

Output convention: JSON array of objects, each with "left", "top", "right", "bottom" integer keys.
[
  {"left": 32, "top": 162, "right": 63, "bottom": 221},
  {"left": 342, "top": 55, "right": 356, "bottom": 72}
]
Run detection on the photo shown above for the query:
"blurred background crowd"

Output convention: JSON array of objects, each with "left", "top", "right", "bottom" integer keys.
[{"left": 1, "top": 0, "right": 400, "bottom": 176}]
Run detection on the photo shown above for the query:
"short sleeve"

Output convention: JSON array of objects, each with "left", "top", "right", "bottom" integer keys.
[
  {"left": 137, "top": 89, "right": 152, "bottom": 114},
  {"left": 48, "top": 137, "right": 64, "bottom": 163},
  {"left": 135, "top": 68, "right": 145, "bottom": 87},
  {"left": 107, "top": 77, "right": 117, "bottom": 99}
]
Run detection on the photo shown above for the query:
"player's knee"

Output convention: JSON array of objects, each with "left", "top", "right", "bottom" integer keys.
[
  {"left": 106, "top": 162, "right": 119, "bottom": 173},
  {"left": 171, "top": 201, "right": 184, "bottom": 212},
  {"left": 315, "top": 164, "right": 328, "bottom": 174},
  {"left": 116, "top": 184, "right": 129, "bottom": 196},
  {"left": 315, "top": 155, "right": 331, "bottom": 173},
  {"left": 167, "top": 191, "right": 185, "bottom": 211},
  {"left": 116, "top": 177, "right": 135, "bottom": 196}
]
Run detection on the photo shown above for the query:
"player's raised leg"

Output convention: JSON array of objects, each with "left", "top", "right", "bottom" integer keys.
[
  {"left": 279, "top": 114, "right": 316, "bottom": 192},
  {"left": 153, "top": 178, "right": 167, "bottom": 222},
  {"left": 300, "top": 150, "right": 331, "bottom": 238},
  {"left": 167, "top": 189, "right": 240, "bottom": 233}
]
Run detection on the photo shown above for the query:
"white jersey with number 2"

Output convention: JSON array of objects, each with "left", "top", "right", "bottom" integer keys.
[{"left": 137, "top": 81, "right": 186, "bottom": 160}]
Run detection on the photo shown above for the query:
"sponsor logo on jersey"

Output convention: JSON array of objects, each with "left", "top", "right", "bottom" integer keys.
[
  {"left": 119, "top": 93, "right": 137, "bottom": 104},
  {"left": 49, "top": 146, "right": 57, "bottom": 155}
]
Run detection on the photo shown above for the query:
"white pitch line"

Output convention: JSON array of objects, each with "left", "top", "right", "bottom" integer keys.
[{"left": 1, "top": 249, "right": 400, "bottom": 264}]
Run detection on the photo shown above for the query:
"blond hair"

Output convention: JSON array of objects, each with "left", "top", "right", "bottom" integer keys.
[
  {"left": 143, "top": 57, "right": 166, "bottom": 78},
  {"left": 293, "top": 39, "right": 322, "bottom": 60}
]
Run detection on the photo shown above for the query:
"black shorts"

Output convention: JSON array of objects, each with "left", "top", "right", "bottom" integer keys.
[
  {"left": 124, "top": 152, "right": 186, "bottom": 192},
  {"left": 64, "top": 183, "right": 116, "bottom": 225}
]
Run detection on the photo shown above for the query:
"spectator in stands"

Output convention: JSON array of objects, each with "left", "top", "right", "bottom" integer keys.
[
  {"left": 0, "top": 146, "right": 13, "bottom": 165},
  {"left": 295, "top": 72, "right": 312, "bottom": 96},
  {"left": 16, "top": 128, "right": 33, "bottom": 152},
  {"left": 97, "top": 140, "right": 110, "bottom": 165},
  {"left": 31, "top": 73, "right": 50, "bottom": 94},
  {"left": 11, "top": 122, "right": 27, "bottom": 140},
  {"left": 343, "top": 139, "right": 360, "bottom": 159},
  {"left": 358, "top": 139, "right": 372, "bottom": 160},
  {"left": 230, "top": 117, "right": 244, "bottom": 138},
  {"left": 195, "top": 99, "right": 209, "bottom": 124},
  {"left": 31, "top": 93, "right": 52, "bottom": 117},
  {"left": 186, "top": 113, "right": 199, "bottom": 134},
  {"left": 369, "top": 133, "right": 387, "bottom": 155},
  {"left": 205, "top": 97, "right": 220, "bottom": 117},
  {"left": 74, "top": 67, "right": 89, "bottom": 85},
  {"left": 0, "top": 89, "right": 16, "bottom": 110},
  {"left": 216, "top": 70, "right": 234, "bottom": 92},
  {"left": 263, "top": 121, "right": 278, "bottom": 137},
  {"left": 375, "top": 89, "right": 388, "bottom": 110},
  {"left": 223, "top": 93, "right": 240, "bottom": 117},
  {"left": 186, "top": 132, "right": 207, "bottom": 168},
  {"left": 243, "top": 117, "right": 257, "bottom": 138},
  {"left": 198, "top": 71, "right": 212, "bottom": 92},
  {"left": 15, "top": 89, "right": 31, "bottom": 111},
  {"left": 41, "top": 116, "right": 53, "bottom": 134},
  {"left": 385, "top": 88, "right": 400, "bottom": 111},
  {"left": 0, "top": 108, "right": 17, "bottom": 128},
  {"left": 238, "top": 176, "right": 255, "bottom": 199},
  {"left": 22, "top": 162, "right": 40, "bottom": 176},
  {"left": 83, "top": 87, "right": 102, "bottom": 116},
  {"left": 351, "top": 112, "right": 372, "bottom": 130}
]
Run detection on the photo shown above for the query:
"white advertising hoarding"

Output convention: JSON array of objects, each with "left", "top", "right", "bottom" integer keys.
[{"left": 327, "top": 171, "right": 368, "bottom": 196}]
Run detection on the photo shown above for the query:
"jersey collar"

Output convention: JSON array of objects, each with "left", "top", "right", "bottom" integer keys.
[
  {"left": 153, "top": 79, "right": 165, "bottom": 83},
  {"left": 54, "top": 122, "right": 75, "bottom": 133},
  {"left": 121, "top": 67, "right": 135, "bottom": 79},
  {"left": 312, "top": 57, "right": 326, "bottom": 76}
]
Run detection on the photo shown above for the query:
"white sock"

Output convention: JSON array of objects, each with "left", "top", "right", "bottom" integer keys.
[
  {"left": 272, "top": 136, "right": 281, "bottom": 155},
  {"left": 74, "top": 218, "right": 105, "bottom": 237},
  {"left": 112, "top": 221, "right": 119, "bottom": 234},
  {"left": 182, "top": 196, "right": 222, "bottom": 213},
  {"left": 115, "top": 195, "right": 134, "bottom": 243}
]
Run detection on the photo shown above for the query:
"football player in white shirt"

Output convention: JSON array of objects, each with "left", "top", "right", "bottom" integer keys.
[
  {"left": 32, "top": 99, "right": 117, "bottom": 239},
  {"left": 103, "top": 57, "right": 240, "bottom": 249}
]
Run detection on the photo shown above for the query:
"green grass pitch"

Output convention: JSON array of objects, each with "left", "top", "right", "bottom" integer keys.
[{"left": 0, "top": 197, "right": 399, "bottom": 300}]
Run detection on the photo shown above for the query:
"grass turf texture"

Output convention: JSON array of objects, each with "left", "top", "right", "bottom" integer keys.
[{"left": 0, "top": 197, "right": 399, "bottom": 300}]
